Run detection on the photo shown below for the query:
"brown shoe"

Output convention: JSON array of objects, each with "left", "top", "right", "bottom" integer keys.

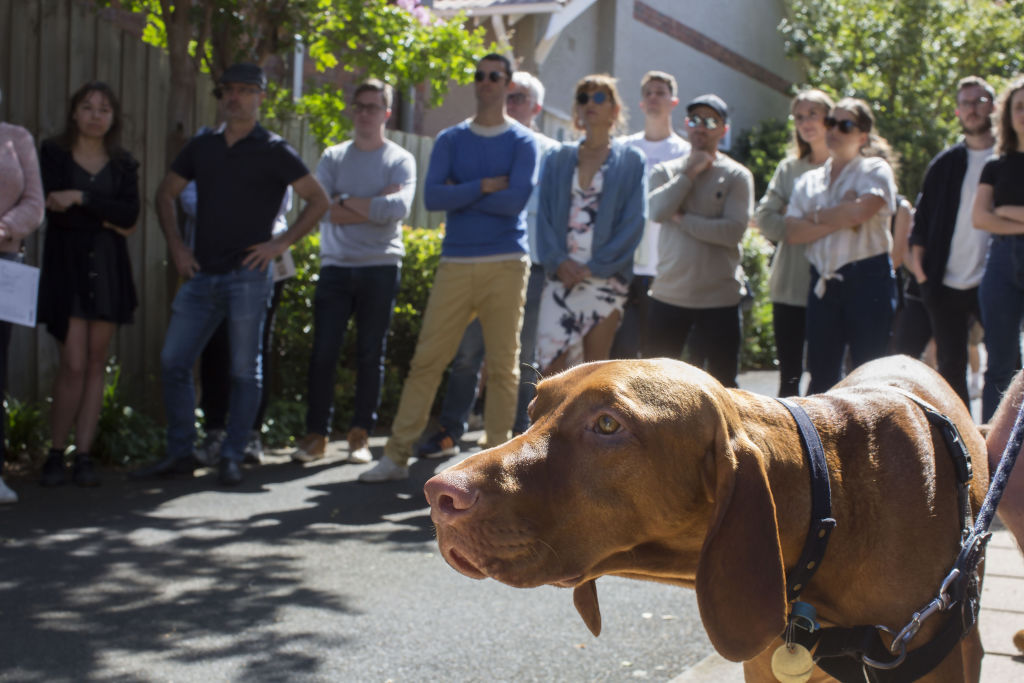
[
  {"left": 291, "top": 433, "right": 328, "bottom": 463},
  {"left": 346, "top": 427, "right": 372, "bottom": 464}
]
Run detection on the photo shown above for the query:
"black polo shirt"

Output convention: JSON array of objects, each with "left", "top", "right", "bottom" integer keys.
[{"left": 171, "top": 123, "right": 309, "bottom": 273}]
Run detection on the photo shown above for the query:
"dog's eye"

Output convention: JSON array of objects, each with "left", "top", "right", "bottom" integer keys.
[{"left": 596, "top": 415, "right": 620, "bottom": 434}]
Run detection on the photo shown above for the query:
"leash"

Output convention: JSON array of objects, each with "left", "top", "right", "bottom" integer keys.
[{"left": 774, "top": 391, "right": 990, "bottom": 682}]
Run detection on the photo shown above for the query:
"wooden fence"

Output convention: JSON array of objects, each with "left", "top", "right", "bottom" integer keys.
[{"left": 1, "top": 0, "right": 442, "bottom": 409}]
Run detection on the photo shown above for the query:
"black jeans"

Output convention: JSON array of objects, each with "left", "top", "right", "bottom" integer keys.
[
  {"left": 609, "top": 276, "right": 653, "bottom": 360},
  {"left": 921, "top": 282, "right": 981, "bottom": 407},
  {"left": 644, "top": 298, "right": 741, "bottom": 388},
  {"left": 199, "top": 279, "right": 285, "bottom": 431},
  {"left": 772, "top": 302, "right": 806, "bottom": 397}
]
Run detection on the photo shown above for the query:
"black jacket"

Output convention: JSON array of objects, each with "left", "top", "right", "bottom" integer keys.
[{"left": 909, "top": 143, "right": 967, "bottom": 284}]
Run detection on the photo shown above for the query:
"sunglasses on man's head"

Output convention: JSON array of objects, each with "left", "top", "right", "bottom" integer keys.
[
  {"left": 685, "top": 114, "right": 720, "bottom": 130},
  {"left": 576, "top": 91, "right": 608, "bottom": 106},
  {"left": 475, "top": 70, "right": 506, "bottom": 83},
  {"left": 824, "top": 117, "right": 860, "bottom": 134}
]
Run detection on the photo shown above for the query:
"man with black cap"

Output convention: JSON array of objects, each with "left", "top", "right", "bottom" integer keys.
[
  {"left": 643, "top": 93, "right": 753, "bottom": 387},
  {"left": 142, "top": 63, "right": 329, "bottom": 485}
]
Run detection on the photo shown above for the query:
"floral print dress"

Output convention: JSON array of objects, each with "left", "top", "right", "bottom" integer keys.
[{"left": 535, "top": 166, "right": 629, "bottom": 370}]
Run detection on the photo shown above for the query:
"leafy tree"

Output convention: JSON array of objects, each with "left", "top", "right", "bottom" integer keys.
[
  {"left": 102, "top": 0, "right": 489, "bottom": 147},
  {"left": 780, "top": 0, "right": 1024, "bottom": 197}
]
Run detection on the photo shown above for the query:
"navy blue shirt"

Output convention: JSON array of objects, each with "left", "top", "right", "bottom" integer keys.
[{"left": 171, "top": 123, "right": 308, "bottom": 272}]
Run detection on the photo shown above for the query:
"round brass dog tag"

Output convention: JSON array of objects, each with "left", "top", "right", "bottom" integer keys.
[{"left": 770, "top": 643, "right": 814, "bottom": 682}]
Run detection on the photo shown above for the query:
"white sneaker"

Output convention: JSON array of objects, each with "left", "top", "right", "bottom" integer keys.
[
  {"left": 358, "top": 456, "right": 409, "bottom": 482},
  {"left": 194, "top": 429, "right": 225, "bottom": 466},
  {"left": 347, "top": 445, "right": 373, "bottom": 464},
  {"left": 244, "top": 431, "right": 265, "bottom": 465},
  {"left": 0, "top": 476, "right": 18, "bottom": 504}
]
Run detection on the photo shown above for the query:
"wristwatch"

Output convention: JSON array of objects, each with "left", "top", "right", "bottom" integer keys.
[{"left": 338, "top": 193, "right": 350, "bottom": 206}]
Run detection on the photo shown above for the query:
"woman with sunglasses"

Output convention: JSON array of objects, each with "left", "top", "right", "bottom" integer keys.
[
  {"left": 973, "top": 76, "right": 1024, "bottom": 420},
  {"left": 785, "top": 97, "right": 898, "bottom": 394},
  {"left": 754, "top": 88, "right": 834, "bottom": 397},
  {"left": 37, "top": 81, "right": 140, "bottom": 487},
  {"left": 535, "top": 74, "right": 646, "bottom": 373}
]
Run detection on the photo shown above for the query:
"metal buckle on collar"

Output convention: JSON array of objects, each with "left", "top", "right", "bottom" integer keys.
[{"left": 862, "top": 625, "right": 906, "bottom": 670}]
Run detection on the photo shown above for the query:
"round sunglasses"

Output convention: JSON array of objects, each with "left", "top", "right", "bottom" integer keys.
[
  {"left": 685, "top": 114, "right": 720, "bottom": 130},
  {"left": 824, "top": 117, "right": 861, "bottom": 134},
  {"left": 474, "top": 70, "right": 507, "bottom": 83},
  {"left": 576, "top": 91, "right": 609, "bottom": 106}
]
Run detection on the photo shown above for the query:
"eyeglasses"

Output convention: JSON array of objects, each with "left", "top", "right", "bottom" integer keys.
[
  {"left": 213, "top": 84, "right": 261, "bottom": 99},
  {"left": 475, "top": 70, "right": 506, "bottom": 83},
  {"left": 576, "top": 91, "right": 608, "bottom": 106},
  {"left": 824, "top": 117, "right": 860, "bottom": 134},
  {"left": 352, "top": 103, "right": 385, "bottom": 114},
  {"left": 957, "top": 96, "right": 992, "bottom": 109},
  {"left": 685, "top": 114, "right": 720, "bottom": 130},
  {"left": 507, "top": 92, "right": 527, "bottom": 105}
]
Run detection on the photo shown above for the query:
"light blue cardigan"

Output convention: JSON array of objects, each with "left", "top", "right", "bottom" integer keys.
[{"left": 537, "top": 139, "right": 648, "bottom": 281}]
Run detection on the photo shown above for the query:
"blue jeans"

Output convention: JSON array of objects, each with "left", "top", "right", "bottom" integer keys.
[
  {"left": 305, "top": 265, "right": 400, "bottom": 436},
  {"left": 805, "top": 253, "right": 895, "bottom": 395},
  {"left": 161, "top": 268, "right": 273, "bottom": 463},
  {"left": 438, "top": 264, "right": 546, "bottom": 438},
  {"left": 980, "top": 236, "right": 1024, "bottom": 421}
]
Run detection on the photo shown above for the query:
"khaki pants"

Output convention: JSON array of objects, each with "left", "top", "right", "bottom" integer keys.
[{"left": 385, "top": 258, "right": 529, "bottom": 466}]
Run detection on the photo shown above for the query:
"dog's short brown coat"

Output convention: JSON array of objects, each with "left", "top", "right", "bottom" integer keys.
[{"left": 424, "top": 356, "right": 988, "bottom": 682}]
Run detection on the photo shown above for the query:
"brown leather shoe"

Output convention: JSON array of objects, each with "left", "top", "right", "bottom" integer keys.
[{"left": 290, "top": 433, "right": 328, "bottom": 463}]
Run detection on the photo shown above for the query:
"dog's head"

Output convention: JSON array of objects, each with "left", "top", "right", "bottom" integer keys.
[{"left": 424, "top": 358, "right": 787, "bottom": 661}]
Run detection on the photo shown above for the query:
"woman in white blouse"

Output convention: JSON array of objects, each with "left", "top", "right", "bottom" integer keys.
[{"left": 785, "top": 97, "right": 898, "bottom": 394}]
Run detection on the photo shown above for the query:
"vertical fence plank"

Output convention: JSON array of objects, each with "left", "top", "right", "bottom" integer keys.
[{"left": 67, "top": 0, "right": 96, "bottom": 88}]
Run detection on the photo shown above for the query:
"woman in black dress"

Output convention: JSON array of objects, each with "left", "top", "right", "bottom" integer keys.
[{"left": 38, "top": 81, "right": 139, "bottom": 487}]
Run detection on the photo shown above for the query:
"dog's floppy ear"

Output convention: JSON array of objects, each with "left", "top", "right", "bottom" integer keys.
[
  {"left": 573, "top": 579, "right": 601, "bottom": 636},
  {"left": 696, "top": 414, "right": 787, "bottom": 662}
]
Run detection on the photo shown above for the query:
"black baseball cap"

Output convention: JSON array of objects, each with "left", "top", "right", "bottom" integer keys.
[
  {"left": 218, "top": 63, "right": 267, "bottom": 90},
  {"left": 686, "top": 94, "right": 728, "bottom": 123}
]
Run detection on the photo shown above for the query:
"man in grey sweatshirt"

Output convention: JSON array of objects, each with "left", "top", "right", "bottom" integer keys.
[{"left": 291, "top": 79, "right": 416, "bottom": 465}]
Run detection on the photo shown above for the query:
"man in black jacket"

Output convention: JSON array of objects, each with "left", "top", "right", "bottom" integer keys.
[{"left": 908, "top": 76, "right": 995, "bottom": 406}]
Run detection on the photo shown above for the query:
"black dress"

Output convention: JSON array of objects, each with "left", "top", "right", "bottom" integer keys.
[{"left": 37, "top": 140, "right": 140, "bottom": 343}]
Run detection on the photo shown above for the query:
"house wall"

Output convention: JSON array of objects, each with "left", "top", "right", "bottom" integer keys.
[{"left": 420, "top": 0, "right": 802, "bottom": 151}]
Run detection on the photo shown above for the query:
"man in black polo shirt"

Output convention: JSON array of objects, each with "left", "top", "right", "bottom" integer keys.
[{"left": 140, "top": 63, "right": 328, "bottom": 485}]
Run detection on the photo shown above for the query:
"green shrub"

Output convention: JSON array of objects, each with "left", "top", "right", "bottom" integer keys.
[
  {"left": 94, "top": 361, "right": 165, "bottom": 466},
  {"left": 740, "top": 230, "right": 777, "bottom": 370},
  {"left": 3, "top": 395, "right": 47, "bottom": 464},
  {"left": 734, "top": 117, "right": 792, "bottom": 200}
]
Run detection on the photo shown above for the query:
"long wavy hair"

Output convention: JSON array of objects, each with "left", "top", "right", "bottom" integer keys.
[
  {"left": 790, "top": 89, "right": 834, "bottom": 159},
  {"left": 996, "top": 76, "right": 1024, "bottom": 157}
]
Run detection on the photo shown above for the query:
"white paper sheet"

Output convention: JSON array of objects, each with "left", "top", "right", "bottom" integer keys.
[{"left": 0, "top": 258, "right": 40, "bottom": 327}]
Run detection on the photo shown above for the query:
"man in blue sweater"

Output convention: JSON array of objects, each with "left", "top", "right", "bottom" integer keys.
[{"left": 360, "top": 53, "right": 537, "bottom": 482}]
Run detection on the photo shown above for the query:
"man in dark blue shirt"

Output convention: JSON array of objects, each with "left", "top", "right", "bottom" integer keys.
[{"left": 139, "top": 63, "right": 328, "bottom": 485}]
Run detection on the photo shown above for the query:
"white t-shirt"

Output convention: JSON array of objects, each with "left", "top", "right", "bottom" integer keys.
[
  {"left": 620, "top": 131, "right": 691, "bottom": 277},
  {"left": 787, "top": 155, "right": 897, "bottom": 298},
  {"left": 944, "top": 146, "right": 994, "bottom": 289}
]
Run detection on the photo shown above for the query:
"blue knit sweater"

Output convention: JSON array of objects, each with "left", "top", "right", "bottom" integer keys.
[
  {"left": 424, "top": 120, "right": 537, "bottom": 258},
  {"left": 537, "top": 139, "right": 648, "bottom": 281}
]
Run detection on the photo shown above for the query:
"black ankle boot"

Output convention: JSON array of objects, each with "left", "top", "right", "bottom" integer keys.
[
  {"left": 72, "top": 452, "right": 100, "bottom": 487},
  {"left": 40, "top": 449, "right": 68, "bottom": 487}
]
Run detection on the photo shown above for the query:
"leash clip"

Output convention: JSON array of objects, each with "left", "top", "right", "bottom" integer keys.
[{"left": 888, "top": 568, "right": 960, "bottom": 658}]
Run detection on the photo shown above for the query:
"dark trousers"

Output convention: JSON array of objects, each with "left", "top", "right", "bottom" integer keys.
[
  {"left": 200, "top": 279, "right": 284, "bottom": 431},
  {"left": 980, "top": 235, "right": 1024, "bottom": 420},
  {"left": 644, "top": 298, "right": 741, "bottom": 388},
  {"left": 806, "top": 253, "right": 895, "bottom": 395},
  {"left": 772, "top": 302, "right": 806, "bottom": 397},
  {"left": 609, "top": 275, "right": 653, "bottom": 360},
  {"left": 890, "top": 295, "right": 932, "bottom": 360},
  {"left": 920, "top": 282, "right": 980, "bottom": 407},
  {"left": 305, "top": 265, "right": 400, "bottom": 436}
]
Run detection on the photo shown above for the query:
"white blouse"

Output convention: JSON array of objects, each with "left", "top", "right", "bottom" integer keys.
[{"left": 787, "top": 155, "right": 897, "bottom": 298}]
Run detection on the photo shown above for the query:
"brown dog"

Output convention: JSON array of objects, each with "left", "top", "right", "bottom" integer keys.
[{"left": 424, "top": 356, "right": 989, "bottom": 682}]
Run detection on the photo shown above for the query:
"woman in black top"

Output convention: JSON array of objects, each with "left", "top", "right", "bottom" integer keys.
[
  {"left": 974, "top": 76, "right": 1024, "bottom": 421},
  {"left": 38, "top": 81, "right": 140, "bottom": 487}
]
